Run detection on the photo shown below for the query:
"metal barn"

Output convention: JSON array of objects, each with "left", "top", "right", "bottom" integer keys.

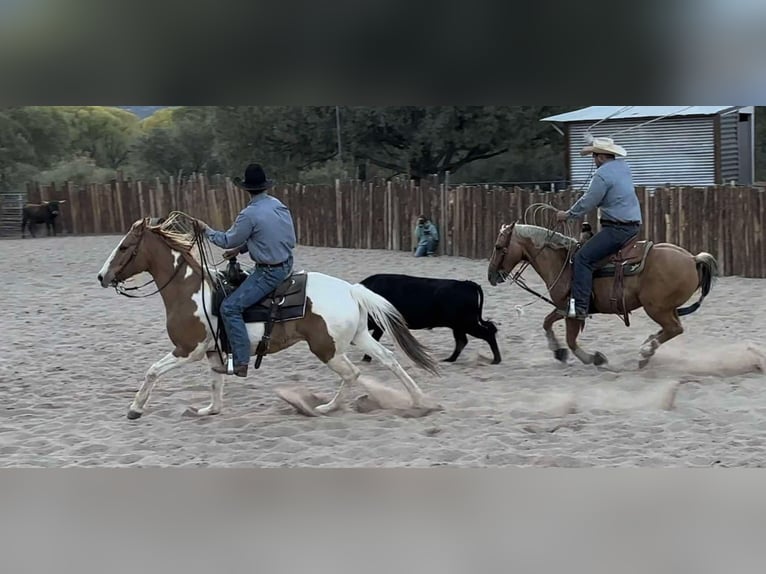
[{"left": 540, "top": 106, "right": 755, "bottom": 188}]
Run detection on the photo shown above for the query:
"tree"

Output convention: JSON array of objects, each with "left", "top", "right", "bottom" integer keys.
[
  {"left": 342, "top": 106, "right": 568, "bottom": 182},
  {"left": 4, "top": 107, "right": 72, "bottom": 167},
  {"left": 210, "top": 106, "right": 338, "bottom": 179},
  {"left": 0, "top": 110, "right": 37, "bottom": 190},
  {"left": 131, "top": 106, "right": 221, "bottom": 176},
  {"left": 60, "top": 106, "right": 140, "bottom": 169}
]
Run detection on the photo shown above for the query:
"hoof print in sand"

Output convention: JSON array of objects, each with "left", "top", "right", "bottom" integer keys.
[{"left": 275, "top": 386, "right": 331, "bottom": 417}]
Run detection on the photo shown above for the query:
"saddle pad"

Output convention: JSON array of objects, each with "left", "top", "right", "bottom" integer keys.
[
  {"left": 211, "top": 271, "right": 308, "bottom": 324},
  {"left": 594, "top": 241, "right": 654, "bottom": 278}
]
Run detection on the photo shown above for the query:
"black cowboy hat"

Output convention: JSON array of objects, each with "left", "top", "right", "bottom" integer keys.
[{"left": 232, "top": 163, "right": 275, "bottom": 192}]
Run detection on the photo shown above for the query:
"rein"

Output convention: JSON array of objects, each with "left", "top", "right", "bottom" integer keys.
[
  {"left": 494, "top": 222, "right": 575, "bottom": 309},
  {"left": 115, "top": 260, "right": 186, "bottom": 298}
]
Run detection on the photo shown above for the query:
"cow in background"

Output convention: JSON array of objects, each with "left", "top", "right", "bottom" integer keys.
[
  {"left": 359, "top": 273, "right": 502, "bottom": 364},
  {"left": 22, "top": 200, "right": 66, "bottom": 238}
]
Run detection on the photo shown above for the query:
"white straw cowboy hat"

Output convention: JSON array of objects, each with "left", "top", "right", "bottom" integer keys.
[{"left": 580, "top": 135, "right": 627, "bottom": 157}]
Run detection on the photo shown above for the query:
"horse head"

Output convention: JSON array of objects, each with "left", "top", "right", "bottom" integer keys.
[
  {"left": 487, "top": 221, "right": 523, "bottom": 285},
  {"left": 97, "top": 218, "right": 156, "bottom": 288}
]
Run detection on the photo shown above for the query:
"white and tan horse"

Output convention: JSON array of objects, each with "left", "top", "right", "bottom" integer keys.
[{"left": 97, "top": 218, "right": 439, "bottom": 419}]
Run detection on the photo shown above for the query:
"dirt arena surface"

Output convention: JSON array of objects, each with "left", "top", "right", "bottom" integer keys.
[{"left": 0, "top": 234, "right": 765, "bottom": 467}]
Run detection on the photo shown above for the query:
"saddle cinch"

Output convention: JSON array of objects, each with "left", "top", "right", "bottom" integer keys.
[
  {"left": 211, "top": 259, "right": 308, "bottom": 368},
  {"left": 577, "top": 225, "right": 654, "bottom": 327}
]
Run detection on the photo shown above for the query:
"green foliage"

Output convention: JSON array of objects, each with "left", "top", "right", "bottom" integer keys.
[
  {"left": 57, "top": 106, "right": 140, "bottom": 169},
  {"left": 36, "top": 156, "right": 118, "bottom": 186},
  {"left": 132, "top": 106, "right": 221, "bottom": 177},
  {"left": 24, "top": 104, "right": 766, "bottom": 193},
  {"left": 210, "top": 106, "right": 338, "bottom": 180},
  {"left": 341, "top": 106, "right": 568, "bottom": 181}
]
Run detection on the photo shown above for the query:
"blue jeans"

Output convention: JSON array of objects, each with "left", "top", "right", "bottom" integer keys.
[
  {"left": 220, "top": 256, "right": 293, "bottom": 366},
  {"left": 571, "top": 223, "right": 639, "bottom": 313},
  {"left": 415, "top": 239, "right": 437, "bottom": 257}
]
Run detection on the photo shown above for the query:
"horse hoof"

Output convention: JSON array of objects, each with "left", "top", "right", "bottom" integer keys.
[
  {"left": 593, "top": 352, "right": 608, "bottom": 366},
  {"left": 554, "top": 348, "right": 569, "bottom": 362},
  {"left": 127, "top": 410, "right": 142, "bottom": 420}
]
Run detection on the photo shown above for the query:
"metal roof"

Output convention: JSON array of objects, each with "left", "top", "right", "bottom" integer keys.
[{"left": 541, "top": 106, "right": 738, "bottom": 123}]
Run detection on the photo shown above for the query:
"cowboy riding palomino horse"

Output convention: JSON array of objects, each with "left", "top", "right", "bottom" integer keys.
[
  {"left": 487, "top": 221, "right": 719, "bottom": 368},
  {"left": 97, "top": 217, "right": 439, "bottom": 419}
]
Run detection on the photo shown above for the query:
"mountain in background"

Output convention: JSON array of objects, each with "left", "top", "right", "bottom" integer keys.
[{"left": 117, "top": 106, "right": 169, "bottom": 119}]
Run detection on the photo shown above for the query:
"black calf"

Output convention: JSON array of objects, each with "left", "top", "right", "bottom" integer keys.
[{"left": 359, "top": 273, "right": 501, "bottom": 364}]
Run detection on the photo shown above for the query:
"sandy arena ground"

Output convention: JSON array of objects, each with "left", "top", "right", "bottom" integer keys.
[{"left": 0, "top": 234, "right": 765, "bottom": 467}]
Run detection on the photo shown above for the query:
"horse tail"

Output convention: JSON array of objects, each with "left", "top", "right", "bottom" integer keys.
[
  {"left": 677, "top": 252, "right": 720, "bottom": 317},
  {"left": 350, "top": 284, "right": 439, "bottom": 375}
]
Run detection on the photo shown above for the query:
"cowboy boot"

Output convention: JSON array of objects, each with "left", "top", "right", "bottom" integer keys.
[{"left": 212, "top": 363, "right": 248, "bottom": 377}]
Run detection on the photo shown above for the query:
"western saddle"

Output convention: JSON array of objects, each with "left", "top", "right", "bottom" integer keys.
[
  {"left": 580, "top": 231, "right": 654, "bottom": 326},
  {"left": 212, "top": 259, "right": 309, "bottom": 369}
]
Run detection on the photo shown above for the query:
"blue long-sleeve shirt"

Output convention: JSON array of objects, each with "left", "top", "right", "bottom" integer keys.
[
  {"left": 205, "top": 193, "right": 296, "bottom": 264},
  {"left": 415, "top": 221, "right": 439, "bottom": 245},
  {"left": 567, "top": 159, "right": 643, "bottom": 223}
]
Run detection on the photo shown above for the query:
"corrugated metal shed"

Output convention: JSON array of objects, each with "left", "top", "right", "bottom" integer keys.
[
  {"left": 566, "top": 117, "right": 716, "bottom": 187},
  {"left": 540, "top": 106, "right": 754, "bottom": 187},
  {"left": 720, "top": 111, "right": 739, "bottom": 182}
]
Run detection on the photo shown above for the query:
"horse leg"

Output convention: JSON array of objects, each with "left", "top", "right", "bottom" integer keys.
[
  {"left": 543, "top": 310, "right": 568, "bottom": 362},
  {"left": 191, "top": 351, "right": 226, "bottom": 416},
  {"left": 315, "top": 354, "right": 361, "bottom": 415},
  {"left": 565, "top": 318, "right": 608, "bottom": 366},
  {"left": 638, "top": 307, "right": 683, "bottom": 368},
  {"left": 362, "top": 324, "right": 384, "bottom": 363},
  {"left": 444, "top": 329, "right": 468, "bottom": 362},
  {"left": 353, "top": 329, "right": 426, "bottom": 407},
  {"left": 128, "top": 351, "right": 196, "bottom": 419}
]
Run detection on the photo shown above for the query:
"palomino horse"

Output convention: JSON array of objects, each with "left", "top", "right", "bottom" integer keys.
[
  {"left": 487, "top": 222, "right": 719, "bottom": 368},
  {"left": 97, "top": 217, "right": 439, "bottom": 419}
]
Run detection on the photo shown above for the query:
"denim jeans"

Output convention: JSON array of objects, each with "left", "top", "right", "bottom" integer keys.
[
  {"left": 415, "top": 239, "right": 437, "bottom": 257},
  {"left": 571, "top": 223, "right": 639, "bottom": 313},
  {"left": 220, "top": 256, "right": 293, "bottom": 366}
]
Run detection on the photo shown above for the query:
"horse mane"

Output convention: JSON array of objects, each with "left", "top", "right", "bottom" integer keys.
[
  {"left": 143, "top": 217, "right": 207, "bottom": 277},
  {"left": 514, "top": 224, "right": 578, "bottom": 250}
]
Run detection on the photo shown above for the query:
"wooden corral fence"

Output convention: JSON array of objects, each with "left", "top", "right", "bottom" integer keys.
[{"left": 21, "top": 175, "right": 766, "bottom": 278}]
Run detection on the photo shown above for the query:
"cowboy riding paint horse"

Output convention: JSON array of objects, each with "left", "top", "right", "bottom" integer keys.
[
  {"left": 97, "top": 217, "right": 439, "bottom": 419},
  {"left": 487, "top": 222, "right": 719, "bottom": 368}
]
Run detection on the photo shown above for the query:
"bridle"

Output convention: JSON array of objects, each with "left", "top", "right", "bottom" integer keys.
[
  {"left": 491, "top": 222, "right": 562, "bottom": 308},
  {"left": 110, "top": 217, "right": 229, "bottom": 366},
  {"left": 110, "top": 222, "right": 187, "bottom": 299}
]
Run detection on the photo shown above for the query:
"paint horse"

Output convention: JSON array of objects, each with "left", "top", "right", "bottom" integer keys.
[
  {"left": 487, "top": 222, "right": 719, "bottom": 368},
  {"left": 97, "top": 218, "right": 439, "bottom": 419}
]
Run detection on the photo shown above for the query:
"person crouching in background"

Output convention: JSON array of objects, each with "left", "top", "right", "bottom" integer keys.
[{"left": 414, "top": 215, "right": 439, "bottom": 257}]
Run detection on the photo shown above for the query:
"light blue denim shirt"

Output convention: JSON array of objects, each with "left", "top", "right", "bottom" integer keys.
[
  {"left": 205, "top": 193, "right": 296, "bottom": 264},
  {"left": 567, "top": 158, "right": 643, "bottom": 223}
]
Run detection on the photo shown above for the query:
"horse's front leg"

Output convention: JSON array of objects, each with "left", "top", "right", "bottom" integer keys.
[
  {"left": 192, "top": 351, "right": 226, "bottom": 416},
  {"left": 565, "top": 318, "right": 608, "bottom": 366},
  {"left": 127, "top": 351, "right": 195, "bottom": 419},
  {"left": 543, "top": 310, "right": 568, "bottom": 362}
]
